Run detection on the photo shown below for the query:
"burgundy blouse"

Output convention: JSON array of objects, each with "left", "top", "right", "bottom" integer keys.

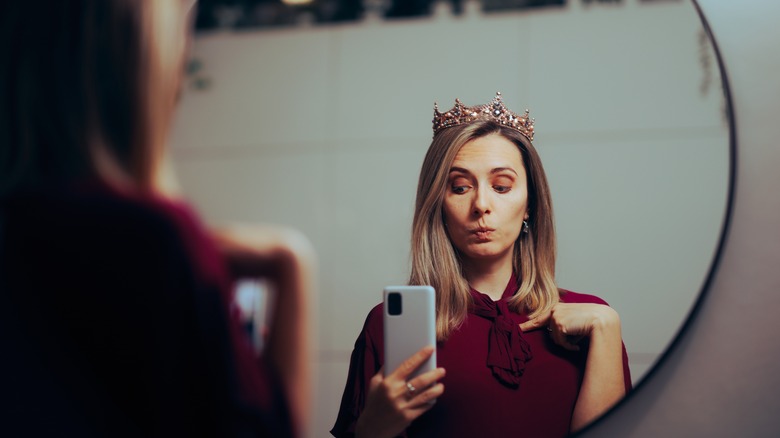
[
  {"left": 331, "top": 275, "right": 631, "bottom": 438},
  {"left": 0, "top": 181, "right": 292, "bottom": 437}
]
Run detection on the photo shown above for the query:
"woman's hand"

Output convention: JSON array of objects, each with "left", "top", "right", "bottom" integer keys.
[
  {"left": 211, "top": 224, "right": 316, "bottom": 437},
  {"left": 355, "top": 346, "right": 445, "bottom": 438},
  {"left": 519, "top": 303, "right": 620, "bottom": 351},
  {"left": 520, "top": 303, "right": 626, "bottom": 431}
]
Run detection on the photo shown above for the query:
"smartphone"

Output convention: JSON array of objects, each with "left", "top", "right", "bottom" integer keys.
[{"left": 383, "top": 285, "right": 436, "bottom": 379}]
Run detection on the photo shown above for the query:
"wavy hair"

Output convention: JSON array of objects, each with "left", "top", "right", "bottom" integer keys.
[{"left": 409, "top": 120, "right": 559, "bottom": 339}]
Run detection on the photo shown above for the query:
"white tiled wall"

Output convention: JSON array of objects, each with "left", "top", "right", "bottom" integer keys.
[{"left": 170, "top": 1, "right": 730, "bottom": 436}]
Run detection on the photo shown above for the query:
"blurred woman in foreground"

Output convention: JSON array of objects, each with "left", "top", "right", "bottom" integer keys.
[{"left": 0, "top": 1, "right": 314, "bottom": 436}]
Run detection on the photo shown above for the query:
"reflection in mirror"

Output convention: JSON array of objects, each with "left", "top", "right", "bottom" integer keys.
[{"left": 170, "top": 0, "right": 730, "bottom": 435}]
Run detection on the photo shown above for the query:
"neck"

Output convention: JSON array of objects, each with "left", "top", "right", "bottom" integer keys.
[{"left": 462, "top": 252, "right": 514, "bottom": 301}]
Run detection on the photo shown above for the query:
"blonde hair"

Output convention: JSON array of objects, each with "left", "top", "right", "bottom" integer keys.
[
  {"left": 0, "top": 0, "right": 190, "bottom": 195},
  {"left": 409, "top": 120, "right": 559, "bottom": 340}
]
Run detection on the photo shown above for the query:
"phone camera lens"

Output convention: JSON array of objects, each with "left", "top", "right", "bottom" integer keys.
[{"left": 388, "top": 292, "right": 402, "bottom": 315}]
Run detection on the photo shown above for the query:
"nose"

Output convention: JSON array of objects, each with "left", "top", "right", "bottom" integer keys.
[{"left": 472, "top": 185, "right": 491, "bottom": 216}]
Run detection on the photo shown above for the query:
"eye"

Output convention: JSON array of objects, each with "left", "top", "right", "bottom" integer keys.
[
  {"left": 451, "top": 185, "right": 470, "bottom": 194},
  {"left": 492, "top": 176, "right": 514, "bottom": 193},
  {"left": 449, "top": 176, "right": 472, "bottom": 194}
]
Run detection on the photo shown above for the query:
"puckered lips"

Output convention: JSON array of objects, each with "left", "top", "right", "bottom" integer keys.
[{"left": 470, "top": 226, "right": 496, "bottom": 242}]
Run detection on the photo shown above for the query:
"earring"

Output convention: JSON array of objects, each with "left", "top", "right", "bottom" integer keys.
[{"left": 522, "top": 220, "right": 530, "bottom": 234}]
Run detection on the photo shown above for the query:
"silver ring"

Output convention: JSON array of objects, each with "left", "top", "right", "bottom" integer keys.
[{"left": 406, "top": 381, "right": 416, "bottom": 396}]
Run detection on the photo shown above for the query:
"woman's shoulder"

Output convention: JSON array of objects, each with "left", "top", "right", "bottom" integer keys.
[
  {"left": 558, "top": 288, "right": 611, "bottom": 306},
  {"left": 4, "top": 181, "right": 180, "bottom": 242},
  {"left": 363, "top": 303, "right": 385, "bottom": 332},
  {"left": 10, "top": 179, "right": 203, "bottom": 236},
  {"left": 77, "top": 181, "right": 215, "bottom": 257},
  {"left": 346, "top": 303, "right": 385, "bottom": 352},
  {"left": 94, "top": 181, "right": 204, "bottom": 235},
  {"left": 5, "top": 180, "right": 223, "bottom": 284}
]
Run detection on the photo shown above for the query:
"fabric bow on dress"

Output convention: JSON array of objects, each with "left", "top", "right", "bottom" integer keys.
[{"left": 470, "top": 289, "right": 533, "bottom": 389}]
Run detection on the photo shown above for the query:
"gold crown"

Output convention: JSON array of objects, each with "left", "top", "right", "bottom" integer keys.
[{"left": 432, "top": 92, "right": 534, "bottom": 141}]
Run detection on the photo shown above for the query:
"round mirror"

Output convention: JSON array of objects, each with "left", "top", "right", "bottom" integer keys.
[{"left": 170, "top": 0, "right": 731, "bottom": 434}]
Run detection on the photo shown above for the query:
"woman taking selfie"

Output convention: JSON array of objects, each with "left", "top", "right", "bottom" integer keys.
[
  {"left": 332, "top": 93, "right": 631, "bottom": 437},
  {"left": 0, "top": 1, "right": 313, "bottom": 436}
]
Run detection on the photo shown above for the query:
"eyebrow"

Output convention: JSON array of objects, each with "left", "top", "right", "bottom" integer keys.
[
  {"left": 490, "top": 167, "right": 519, "bottom": 176},
  {"left": 449, "top": 166, "right": 518, "bottom": 176}
]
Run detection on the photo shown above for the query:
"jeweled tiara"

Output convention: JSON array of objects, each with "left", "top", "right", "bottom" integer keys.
[{"left": 432, "top": 92, "right": 534, "bottom": 142}]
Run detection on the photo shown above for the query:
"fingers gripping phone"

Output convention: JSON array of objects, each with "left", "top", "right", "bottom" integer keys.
[{"left": 383, "top": 286, "right": 436, "bottom": 379}]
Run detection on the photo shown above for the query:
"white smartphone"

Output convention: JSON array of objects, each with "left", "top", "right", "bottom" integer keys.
[{"left": 383, "top": 285, "right": 436, "bottom": 379}]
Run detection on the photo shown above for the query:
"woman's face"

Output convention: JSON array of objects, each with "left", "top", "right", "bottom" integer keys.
[{"left": 442, "top": 133, "right": 529, "bottom": 266}]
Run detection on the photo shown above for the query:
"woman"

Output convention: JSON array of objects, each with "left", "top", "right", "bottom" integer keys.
[
  {"left": 0, "top": 1, "right": 313, "bottom": 436},
  {"left": 331, "top": 93, "right": 630, "bottom": 437}
]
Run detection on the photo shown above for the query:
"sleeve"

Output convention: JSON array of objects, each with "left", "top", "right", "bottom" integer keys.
[{"left": 330, "top": 306, "right": 384, "bottom": 438}]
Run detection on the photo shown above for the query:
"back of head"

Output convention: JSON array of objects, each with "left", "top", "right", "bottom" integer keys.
[{"left": 0, "top": 0, "right": 190, "bottom": 196}]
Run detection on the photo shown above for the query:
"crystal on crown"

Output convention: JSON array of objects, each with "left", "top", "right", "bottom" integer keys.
[{"left": 432, "top": 92, "right": 535, "bottom": 141}]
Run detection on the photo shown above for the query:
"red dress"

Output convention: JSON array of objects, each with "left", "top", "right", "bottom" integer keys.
[
  {"left": 0, "top": 181, "right": 293, "bottom": 437},
  {"left": 331, "top": 275, "right": 631, "bottom": 437}
]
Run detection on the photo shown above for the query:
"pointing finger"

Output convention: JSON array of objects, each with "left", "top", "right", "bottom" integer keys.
[{"left": 519, "top": 312, "right": 551, "bottom": 332}]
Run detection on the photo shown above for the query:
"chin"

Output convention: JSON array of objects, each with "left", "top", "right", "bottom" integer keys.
[{"left": 463, "top": 245, "right": 508, "bottom": 261}]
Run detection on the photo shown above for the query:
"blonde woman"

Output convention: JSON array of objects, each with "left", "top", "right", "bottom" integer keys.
[
  {"left": 332, "top": 93, "right": 630, "bottom": 438},
  {"left": 0, "top": 1, "right": 313, "bottom": 436}
]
